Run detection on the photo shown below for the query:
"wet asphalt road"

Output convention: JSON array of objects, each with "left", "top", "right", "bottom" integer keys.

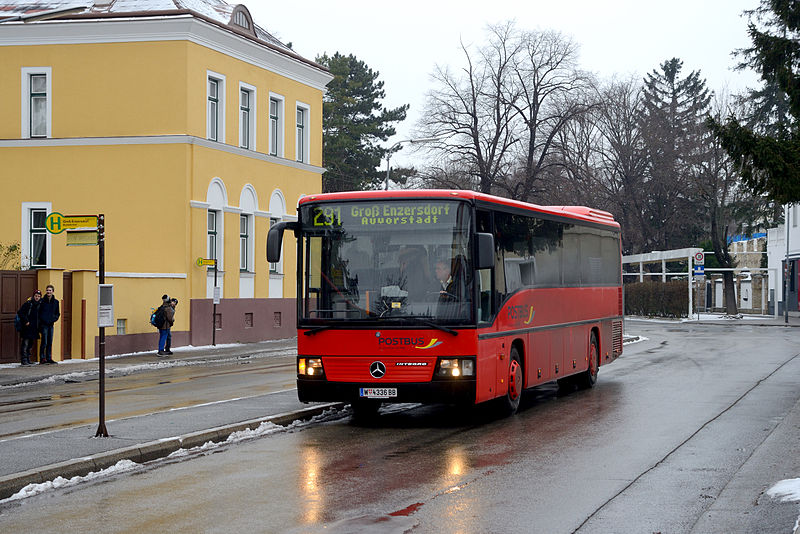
[{"left": 0, "top": 321, "right": 798, "bottom": 533}]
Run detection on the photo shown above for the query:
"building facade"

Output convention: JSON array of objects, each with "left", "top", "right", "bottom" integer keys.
[
  {"left": 767, "top": 204, "right": 800, "bottom": 314},
  {"left": 0, "top": 1, "right": 332, "bottom": 362}
]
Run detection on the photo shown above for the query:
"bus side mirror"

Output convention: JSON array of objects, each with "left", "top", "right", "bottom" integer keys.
[
  {"left": 267, "top": 221, "right": 298, "bottom": 263},
  {"left": 475, "top": 232, "right": 494, "bottom": 270}
]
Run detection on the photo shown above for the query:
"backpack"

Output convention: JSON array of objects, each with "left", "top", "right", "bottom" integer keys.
[
  {"left": 14, "top": 314, "right": 22, "bottom": 332},
  {"left": 150, "top": 305, "right": 166, "bottom": 329}
]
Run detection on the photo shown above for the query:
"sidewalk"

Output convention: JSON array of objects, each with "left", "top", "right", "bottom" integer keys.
[
  {"left": 627, "top": 310, "right": 800, "bottom": 327},
  {"left": 0, "top": 339, "right": 344, "bottom": 501}
]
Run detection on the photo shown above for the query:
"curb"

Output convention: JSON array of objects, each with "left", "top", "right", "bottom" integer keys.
[{"left": 0, "top": 402, "right": 345, "bottom": 500}]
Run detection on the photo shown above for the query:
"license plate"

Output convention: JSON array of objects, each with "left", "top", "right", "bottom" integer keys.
[{"left": 359, "top": 387, "right": 397, "bottom": 399}]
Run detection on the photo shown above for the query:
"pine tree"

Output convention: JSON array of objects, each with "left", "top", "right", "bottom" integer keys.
[
  {"left": 316, "top": 53, "right": 409, "bottom": 192},
  {"left": 639, "top": 58, "right": 711, "bottom": 250},
  {"left": 706, "top": 0, "right": 800, "bottom": 204}
]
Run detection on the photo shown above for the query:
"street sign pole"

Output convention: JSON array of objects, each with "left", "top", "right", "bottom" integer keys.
[
  {"left": 212, "top": 259, "right": 218, "bottom": 346},
  {"left": 95, "top": 214, "right": 109, "bottom": 438}
]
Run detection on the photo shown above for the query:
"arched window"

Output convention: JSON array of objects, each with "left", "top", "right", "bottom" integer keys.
[
  {"left": 239, "top": 185, "right": 257, "bottom": 272},
  {"left": 229, "top": 5, "right": 256, "bottom": 37},
  {"left": 269, "top": 190, "right": 286, "bottom": 274},
  {"left": 207, "top": 178, "right": 227, "bottom": 269}
]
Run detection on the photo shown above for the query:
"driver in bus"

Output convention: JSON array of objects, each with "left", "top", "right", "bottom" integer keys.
[{"left": 435, "top": 259, "right": 456, "bottom": 301}]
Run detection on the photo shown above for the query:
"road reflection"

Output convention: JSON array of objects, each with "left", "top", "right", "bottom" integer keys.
[{"left": 301, "top": 444, "right": 322, "bottom": 524}]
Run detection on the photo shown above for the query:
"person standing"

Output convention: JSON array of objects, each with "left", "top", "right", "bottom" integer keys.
[
  {"left": 38, "top": 284, "right": 60, "bottom": 364},
  {"left": 157, "top": 295, "right": 175, "bottom": 356},
  {"left": 164, "top": 298, "right": 178, "bottom": 355},
  {"left": 17, "top": 290, "right": 42, "bottom": 366}
]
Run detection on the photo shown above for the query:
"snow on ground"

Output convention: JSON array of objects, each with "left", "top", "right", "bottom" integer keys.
[
  {"left": 768, "top": 478, "right": 800, "bottom": 502},
  {"left": 767, "top": 478, "right": 800, "bottom": 534}
]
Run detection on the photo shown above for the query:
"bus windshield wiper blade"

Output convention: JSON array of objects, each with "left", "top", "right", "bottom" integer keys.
[{"left": 379, "top": 316, "right": 458, "bottom": 336}]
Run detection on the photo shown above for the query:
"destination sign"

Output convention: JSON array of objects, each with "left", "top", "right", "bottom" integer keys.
[{"left": 305, "top": 201, "right": 460, "bottom": 229}]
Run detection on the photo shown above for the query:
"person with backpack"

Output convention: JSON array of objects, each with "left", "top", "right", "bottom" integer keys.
[
  {"left": 155, "top": 294, "right": 175, "bottom": 356},
  {"left": 16, "top": 289, "right": 42, "bottom": 366},
  {"left": 38, "top": 284, "right": 60, "bottom": 364},
  {"left": 164, "top": 298, "right": 178, "bottom": 355}
]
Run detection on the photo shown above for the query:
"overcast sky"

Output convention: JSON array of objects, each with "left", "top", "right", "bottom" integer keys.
[{"left": 249, "top": 0, "right": 761, "bottom": 168}]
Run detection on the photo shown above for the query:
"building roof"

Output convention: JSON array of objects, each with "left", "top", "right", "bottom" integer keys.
[{"left": 0, "top": 0, "right": 311, "bottom": 67}]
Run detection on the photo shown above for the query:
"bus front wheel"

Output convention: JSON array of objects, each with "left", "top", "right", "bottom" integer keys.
[{"left": 500, "top": 347, "right": 523, "bottom": 415}]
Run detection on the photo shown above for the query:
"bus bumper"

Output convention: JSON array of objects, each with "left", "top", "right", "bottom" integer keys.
[{"left": 297, "top": 378, "right": 476, "bottom": 404}]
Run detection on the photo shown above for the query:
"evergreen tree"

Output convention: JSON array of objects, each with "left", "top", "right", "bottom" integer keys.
[
  {"left": 639, "top": 58, "right": 711, "bottom": 250},
  {"left": 706, "top": 0, "right": 800, "bottom": 204},
  {"left": 316, "top": 53, "right": 409, "bottom": 192}
]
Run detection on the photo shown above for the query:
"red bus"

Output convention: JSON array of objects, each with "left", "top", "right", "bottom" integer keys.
[{"left": 267, "top": 190, "right": 622, "bottom": 417}]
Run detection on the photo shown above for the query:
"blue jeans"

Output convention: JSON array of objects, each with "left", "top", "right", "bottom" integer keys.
[
  {"left": 40, "top": 325, "right": 54, "bottom": 360},
  {"left": 158, "top": 329, "right": 170, "bottom": 352}
]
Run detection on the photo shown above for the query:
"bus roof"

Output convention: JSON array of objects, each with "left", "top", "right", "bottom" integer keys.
[{"left": 298, "top": 190, "right": 620, "bottom": 230}]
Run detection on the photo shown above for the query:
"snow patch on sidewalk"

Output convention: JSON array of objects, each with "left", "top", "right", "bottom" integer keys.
[
  {"left": 768, "top": 478, "right": 800, "bottom": 502},
  {"left": 767, "top": 478, "right": 800, "bottom": 534}
]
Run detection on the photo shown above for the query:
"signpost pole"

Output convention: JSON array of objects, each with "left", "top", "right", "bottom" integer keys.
[
  {"left": 212, "top": 259, "right": 218, "bottom": 346},
  {"left": 95, "top": 213, "right": 108, "bottom": 437}
]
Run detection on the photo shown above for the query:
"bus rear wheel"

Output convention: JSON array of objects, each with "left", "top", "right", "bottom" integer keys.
[
  {"left": 500, "top": 347, "right": 523, "bottom": 415},
  {"left": 575, "top": 332, "right": 599, "bottom": 389}
]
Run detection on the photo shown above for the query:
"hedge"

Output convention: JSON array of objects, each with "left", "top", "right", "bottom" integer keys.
[{"left": 624, "top": 280, "right": 688, "bottom": 318}]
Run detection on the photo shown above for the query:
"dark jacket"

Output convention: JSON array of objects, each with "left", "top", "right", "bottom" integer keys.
[
  {"left": 38, "top": 295, "right": 60, "bottom": 326},
  {"left": 160, "top": 303, "right": 175, "bottom": 330},
  {"left": 17, "top": 299, "right": 40, "bottom": 340}
]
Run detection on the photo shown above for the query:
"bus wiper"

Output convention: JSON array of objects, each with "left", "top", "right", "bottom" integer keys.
[
  {"left": 379, "top": 316, "right": 458, "bottom": 336},
  {"left": 303, "top": 325, "right": 334, "bottom": 336}
]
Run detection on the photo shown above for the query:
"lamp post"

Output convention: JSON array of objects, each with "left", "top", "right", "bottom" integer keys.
[
  {"left": 383, "top": 137, "right": 439, "bottom": 190},
  {"left": 785, "top": 203, "right": 791, "bottom": 324}
]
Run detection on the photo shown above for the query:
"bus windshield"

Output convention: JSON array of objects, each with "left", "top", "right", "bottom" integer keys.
[{"left": 299, "top": 200, "right": 474, "bottom": 325}]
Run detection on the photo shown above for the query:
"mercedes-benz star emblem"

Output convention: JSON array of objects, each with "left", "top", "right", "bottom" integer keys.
[{"left": 369, "top": 361, "right": 386, "bottom": 379}]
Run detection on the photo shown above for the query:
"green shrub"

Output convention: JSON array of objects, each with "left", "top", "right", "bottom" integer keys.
[{"left": 624, "top": 280, "right": 688, "bottom": 318}]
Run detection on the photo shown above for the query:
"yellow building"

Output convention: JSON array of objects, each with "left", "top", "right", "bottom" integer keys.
[{"left": 0, "top": 1, "right": 332, "bottom": 362}]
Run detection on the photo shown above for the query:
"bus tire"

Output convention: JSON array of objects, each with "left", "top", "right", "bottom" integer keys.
[
  {"left": 500, "top": 347, "right": 524, "bottom": 415},
  {"left": 575, "top": 332, "right": 599, "bottom": 389},
  {"left": 351, "top": 399, "right": 381, "bottom": 421}
]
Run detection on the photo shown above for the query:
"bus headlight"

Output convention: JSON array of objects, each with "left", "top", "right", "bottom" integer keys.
[
  {"left": 298, "top": 358, "right": 324, "bottom": 377},
  {"left": 438, "top": 358, "right": 474, "bottom": 378}
]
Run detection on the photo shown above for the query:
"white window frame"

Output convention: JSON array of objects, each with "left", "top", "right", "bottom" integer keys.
[
  {"left": 238, "top": 82, "right": 257, "bottom": 150},
  {"left": 269, "top": 189, "right": 287, "bottom": 275},
  {"left": 21, "top": 67, "right": 52, "bottom": 139},
  {"left": 21, "top": 201, "right": 52, "bottom": 269},
  {"left": 207, "top": 210, "right": 219, "bottom": 265},
  {"left": 269, "top": 217, "right": 281, "bottom": 274},
  {"left": 239, "top": 213, "right": 253, "bottom": 272},
  {"left": 207, "top": 71, "right": 226, "bottom": 143},
  {"left": 268, "top": 93, "right": 285, "bottom": 158},
  {"left": 296, "top": 101, "right": 310, "bottom": 163}
]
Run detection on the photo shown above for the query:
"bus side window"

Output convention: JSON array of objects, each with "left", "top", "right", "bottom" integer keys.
[
  {"left": 477, "top": 268, "right": 493, "bottom": 322},
  {"left": 476, "top": 209, "right": 497, "bottom": 322}
]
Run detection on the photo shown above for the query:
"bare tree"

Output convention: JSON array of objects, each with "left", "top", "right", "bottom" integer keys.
[
  {"left": 696, "top": 93, "right": 776, "bottom": 315},
  {"left": 592, "top": 77, "right": 651, "bottom": 253},
  {"left": 416, "top": 22, "right": 521, "bottom": 193},
  {"left": 498, "top": 28, "right": 595, "bottom": 203}
]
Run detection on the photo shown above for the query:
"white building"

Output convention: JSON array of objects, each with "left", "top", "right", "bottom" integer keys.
[{"left": 766, "top": 204, "right": 800, "bottom": 314}]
